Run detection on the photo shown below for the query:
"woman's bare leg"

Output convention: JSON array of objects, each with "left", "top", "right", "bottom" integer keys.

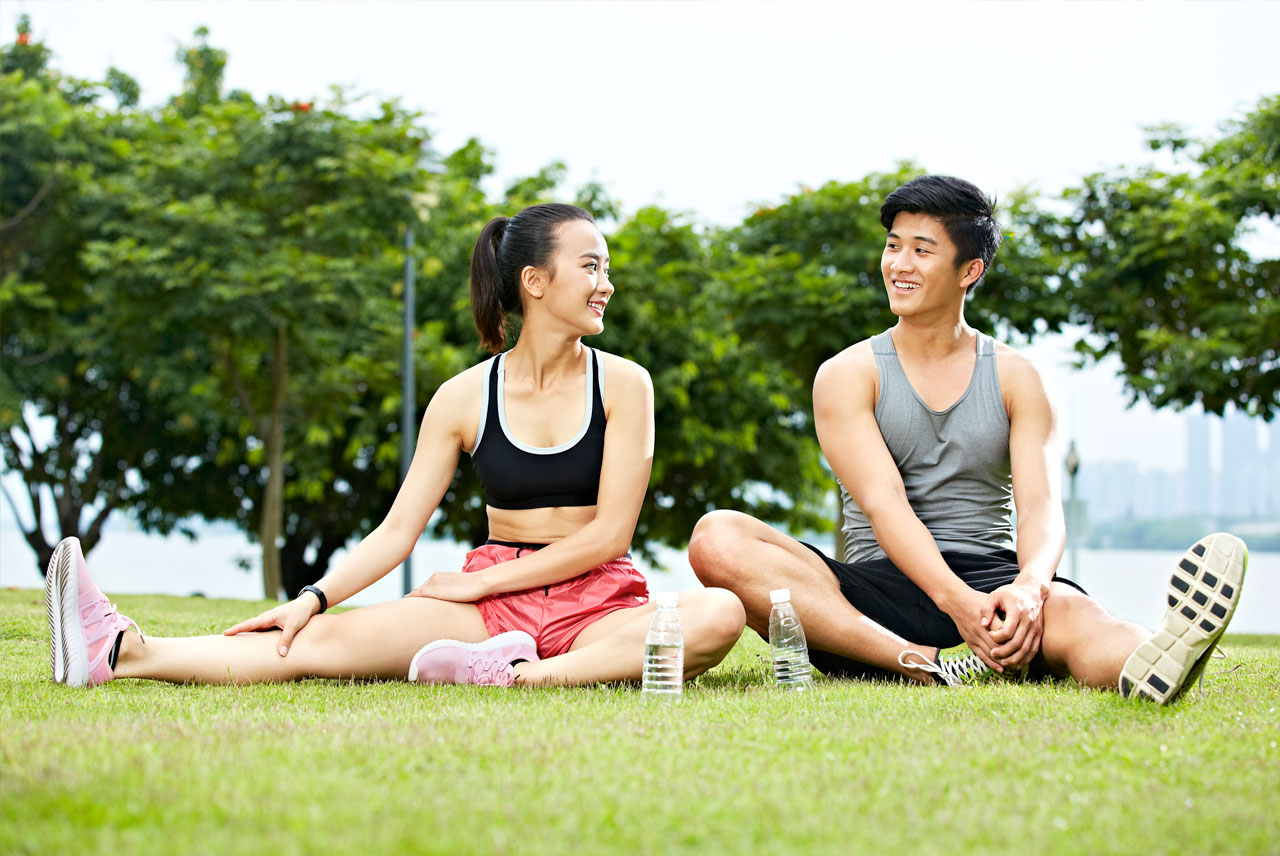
[
  {"left": 113, "top": 598, "right": 490, "bottom": 684},
  {"left": 512, "top": 587, "right": 746, "bottom": 686}
]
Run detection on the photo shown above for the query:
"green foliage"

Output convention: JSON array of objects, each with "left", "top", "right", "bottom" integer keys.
[
  {"left": 721, "top": 169, "right": 914, "bottom": 388},
  {"left": 1058, "top": 94, "right": 1280, "bottom": 417},
  {"left": 0, "top": 35, "right": 198, "bottom": 574},
  {"left": 78, "top": 30, "right": 438, "bottom": 595},
  {"left": 170, "top": 26, "right": 226, "bottom": 117},
  {"left": 597, "top": 207, "right": 830, "bottom": 553},
  {"left": 0, "top": 26, "right": 462, "bottom": 594}
]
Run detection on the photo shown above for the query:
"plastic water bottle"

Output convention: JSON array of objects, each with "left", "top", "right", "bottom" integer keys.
[
  {"left": 641, "top": 592, "right": 684, "bottom": 700},
  {"left": 769, "top": 588, "right": 813, "bottom": 689}
]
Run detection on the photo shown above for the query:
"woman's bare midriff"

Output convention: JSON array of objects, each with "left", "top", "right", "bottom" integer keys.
[{"left": 486, "top": 504, "right": 598, "bottom": 545}]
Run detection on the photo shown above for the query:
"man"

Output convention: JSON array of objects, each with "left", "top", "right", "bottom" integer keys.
[{"left": 689, "top": 175, "right": 1247, "bottom": 703}]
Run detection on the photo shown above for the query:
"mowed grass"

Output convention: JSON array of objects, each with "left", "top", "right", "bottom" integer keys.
[{"left": 2, "top": 589, "right": 1278, "bottom": 856}]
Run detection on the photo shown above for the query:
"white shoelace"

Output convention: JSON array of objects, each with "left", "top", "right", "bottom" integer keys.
[{"left": 898, "top": 649, "right": 989, "bottom": 687}]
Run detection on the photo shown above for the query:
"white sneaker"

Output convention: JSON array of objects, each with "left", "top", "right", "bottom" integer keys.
[
  {"left": 1119, "top": 533, "right": 1247, "bottom": 704},
  {"left": 899, "top": 645, "right": 995, "bottom": 687}
]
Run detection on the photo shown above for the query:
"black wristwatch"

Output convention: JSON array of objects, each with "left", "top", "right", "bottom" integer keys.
[{"left": 300, "top": 585, "right": 328, "bottom": 614}]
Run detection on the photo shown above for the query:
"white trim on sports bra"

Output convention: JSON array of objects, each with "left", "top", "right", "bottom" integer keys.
[{"left": 475, "top": 349, "right": 598, "bottom": 456}]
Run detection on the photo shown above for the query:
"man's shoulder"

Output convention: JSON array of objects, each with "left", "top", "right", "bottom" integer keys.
[
  {"left": 813, "top": 338, "right": 880, "bottom": 412},
  {"left": 992, "top": 340, "right": 1054, "bottom": 414},
  {"left": 817, "top": 338, "right": 878, "bottom": 380},
  {"left": 992, "top": 340, "right": 1044, "bottom": 383}
]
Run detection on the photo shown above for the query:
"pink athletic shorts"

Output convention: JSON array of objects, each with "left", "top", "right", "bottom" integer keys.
[{"left": 463, "top": 542, "right": 650, "bottom": 658}]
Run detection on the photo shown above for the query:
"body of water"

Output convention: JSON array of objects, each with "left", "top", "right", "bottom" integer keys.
[{"left": 2, "top": 529, "right": 1276, "bottom": 635}]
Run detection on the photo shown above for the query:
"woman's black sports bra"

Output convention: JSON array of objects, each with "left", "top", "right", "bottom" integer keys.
[{"left": 469, "top": 348, "right": 606, "bottom": 510}]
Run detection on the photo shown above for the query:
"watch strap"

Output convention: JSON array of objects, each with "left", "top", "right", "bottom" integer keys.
[{"left": 300, "top": 585, "right": 328, "bottom": 614}]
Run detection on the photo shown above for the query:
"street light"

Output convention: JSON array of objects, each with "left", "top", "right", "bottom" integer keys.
[
  {"left": 401, "top": 223, "right": 416, "bottom": 596},
  {"left": 1064, "top": 440, "right": 1080, "bottom": 581},
  {"left": 399, "top": 159, "right": 443, "bottom": 597}
]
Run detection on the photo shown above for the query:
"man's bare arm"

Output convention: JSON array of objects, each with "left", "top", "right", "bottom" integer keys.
[
  {"left": 814, "top": 345, "right": 1003, "bottom": 668},
  {"left": 987, "top": 347, "right": 1066, "bottom": 666}
]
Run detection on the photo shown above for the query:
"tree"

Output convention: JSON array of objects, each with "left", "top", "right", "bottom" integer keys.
[
  {"left": 0, "top": 22, "right": 208, "bottom": 574},
  {"left": 1057, "top": 94, "right": 1280, "bottom": 418},
  {"left": 80, "top": 29, "right": 431, "bottom": 597}
]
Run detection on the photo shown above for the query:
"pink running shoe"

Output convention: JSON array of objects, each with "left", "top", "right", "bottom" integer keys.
[
  {"left": 408, "top": 630, "right": 538, "bottom": 687},
  {"left": 44, "top": 537, "right": 142, "bottom": 687}
]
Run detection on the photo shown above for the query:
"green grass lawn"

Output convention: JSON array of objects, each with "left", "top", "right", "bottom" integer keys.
[{"left": 3, "top": 589, "right": 1277, "bottom": 856}]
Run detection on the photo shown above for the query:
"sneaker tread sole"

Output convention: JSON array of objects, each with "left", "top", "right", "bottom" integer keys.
[{"left": 1119, "top": 533, "right": 1247, "bottom": 705}]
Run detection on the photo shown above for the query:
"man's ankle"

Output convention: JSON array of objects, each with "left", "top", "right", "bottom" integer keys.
[{"left": 899, "top": 646, "right": 939, "bottom": 683}]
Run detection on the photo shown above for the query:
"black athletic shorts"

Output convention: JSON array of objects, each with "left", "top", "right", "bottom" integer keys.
[{"left": 799, "top": 543, "right": 1087, "bottom": 680}]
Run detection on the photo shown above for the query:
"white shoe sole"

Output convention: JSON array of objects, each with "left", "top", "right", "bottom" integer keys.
[
  {"left": 1119, "top": 533, "right": 1247, "bottom": 705},
  {"left": 407, "top": 630, "right": 537, "bottom": 682},
  {"left": 45, "top": 544, "right": 64, "bottom": 683},
  {"left": 46, "top": 537, "right": 91, "bottom": 688}
]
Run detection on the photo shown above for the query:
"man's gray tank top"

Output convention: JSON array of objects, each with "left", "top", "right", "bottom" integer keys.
[{"left": 839, "top": 329, "right": 1015, "bottom": 563}]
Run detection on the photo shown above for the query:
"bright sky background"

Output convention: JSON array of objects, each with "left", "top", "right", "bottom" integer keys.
[{"left": 4, "top": 0, "right": 1279, "bottom": 471}]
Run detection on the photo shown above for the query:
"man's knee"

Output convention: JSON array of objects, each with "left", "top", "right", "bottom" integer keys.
[
  {"left": 688, "top": 509, "right": 755, "bottom": 585},
  {"left": 1044, "top": 583, "right": 1105, "bottom": 627},
  {"left": 1041, "top": 584, "right": 1115, "bottom": 654}
]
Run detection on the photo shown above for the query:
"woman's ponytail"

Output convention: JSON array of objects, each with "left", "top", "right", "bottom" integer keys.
[
  {"left": 470, "top": 217, "right": 514, "bottom": 353},
  {"left": 468, "top": 203, "right": 595, "bottom": 354}
]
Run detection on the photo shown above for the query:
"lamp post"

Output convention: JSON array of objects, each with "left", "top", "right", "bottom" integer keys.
[
  {"left": 1064, "top": 440, "right": 1080, "bottom": 582},
  {"left": 400, "top": 224, "right": 416, "bottom": 596}
]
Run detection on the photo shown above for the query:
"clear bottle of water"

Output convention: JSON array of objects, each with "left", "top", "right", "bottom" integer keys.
[
  {"left": 641, "top": 591, "right": 684, "bottom": 700},
  {"left": 769, "top": 588, "right": 813, "bottom": 689}
]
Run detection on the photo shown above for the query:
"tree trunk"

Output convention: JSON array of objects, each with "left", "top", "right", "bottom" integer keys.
[
  {"left": 280, "top": 529, "right": 346, "bottom": 599},
  {"left": 259, "top": 323, "right": 287, "bottom": 600}
]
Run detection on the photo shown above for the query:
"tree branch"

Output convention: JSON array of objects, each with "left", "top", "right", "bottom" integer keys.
[
  {"left": 6, "top": 347, "right": 65, "bottom": 367},
  {"left": 0, "top": 174, "right": 56, "bottom": 232},
  {"left": 19, "top": 479, "right": 51, "bottom": 558},
  {"left": 82, "top": 495, "right": 123, "bottom": 552},
  {"left": 0, "top": 480, "right": 33, "bottom": 532},
  {"left": 11, "top": 418, "right": 40, "bottom": 471}
]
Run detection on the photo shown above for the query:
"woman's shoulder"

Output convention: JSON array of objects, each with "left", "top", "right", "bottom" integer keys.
[
  {"left": 594, "top": 349, "right": 652, "bottom": 390},
  {"left": 429, "top": 357, "right": 492, "bottom": 411}
]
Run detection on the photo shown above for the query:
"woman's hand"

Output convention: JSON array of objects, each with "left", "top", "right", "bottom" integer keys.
[
  {"left": 223, "top": 595, "right": 320, "bottom": 657},
  {"left": 406, "top": 571, "right": 490, "bottom": 604}
]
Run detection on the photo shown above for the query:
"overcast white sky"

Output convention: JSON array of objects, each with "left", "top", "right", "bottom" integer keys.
[{"left": 4, "top": 0, "right": 1278, "bottom": 469}]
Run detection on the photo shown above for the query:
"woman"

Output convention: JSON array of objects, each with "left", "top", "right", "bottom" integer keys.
[{"left": 46, "top": 203, "right": 745, "bottom": 688}]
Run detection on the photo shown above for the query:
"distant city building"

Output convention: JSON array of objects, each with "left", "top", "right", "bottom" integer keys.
[
  {"left": 1073, "top": 409, "right": 1278, "bottom": 526},
  {"left": 1221, "top": 407, "right": 1262, "bottom": 518},
  {"left": 1186, "top": 410, "right": 1214, "bottom": 516},
  {"left": 1080, "top": 460, "right": 1140, "bottom": 522}
]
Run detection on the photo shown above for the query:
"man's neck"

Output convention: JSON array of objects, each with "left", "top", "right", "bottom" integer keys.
[{"left": 890, "top": 316, "right": 976, "bottom": 360}]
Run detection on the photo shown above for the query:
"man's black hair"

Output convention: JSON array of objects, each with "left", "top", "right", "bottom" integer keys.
[{"left": 880, "top": 175, "right": 1002, "bottom": 295}]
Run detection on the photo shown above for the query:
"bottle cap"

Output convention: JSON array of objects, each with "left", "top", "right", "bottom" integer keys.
[
  {"left": 654, "top": 591, "right": 678, "bottom": 609},
  {"left": 769, "top": 588, "right": 791, "bottom": 604}
]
